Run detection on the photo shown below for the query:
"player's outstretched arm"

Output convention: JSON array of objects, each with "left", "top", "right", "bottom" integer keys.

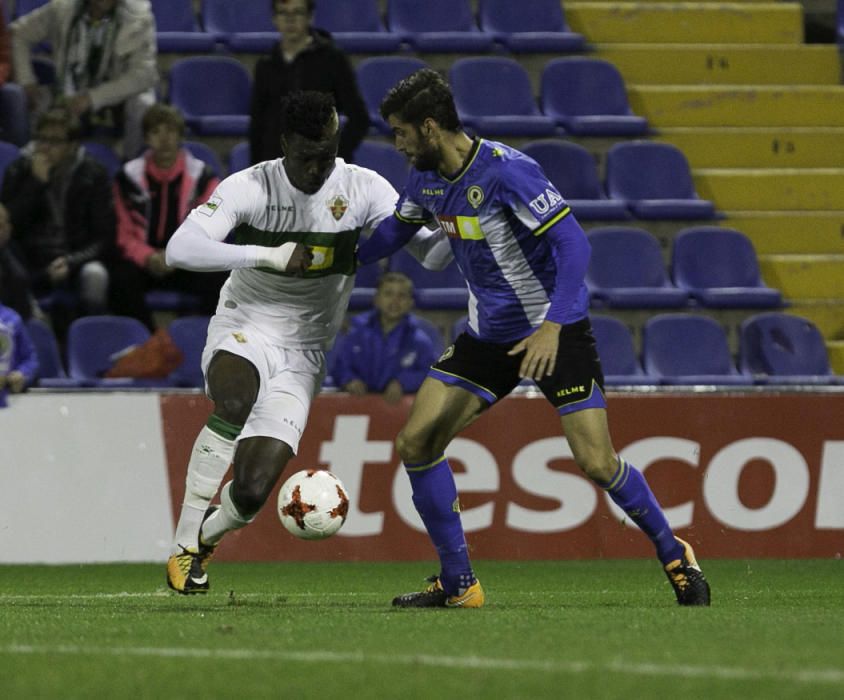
[
  {"left": 357, "top": 214, "right": 420, "bottom": 265},
  {"left": 405, "top": 225, "right": 453, "bottom": 271},
  {"left": 166, "top": 219, "right": 311, "bottom": 273}
]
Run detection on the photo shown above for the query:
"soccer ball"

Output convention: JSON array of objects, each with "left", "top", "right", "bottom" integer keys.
[{"left": 277, "top": 469, "right": 349, "bottom": 540}]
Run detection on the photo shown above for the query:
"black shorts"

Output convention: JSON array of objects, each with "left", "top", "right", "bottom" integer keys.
[{"left": 429, "top": 318, "right": 606, "bottom": 415}]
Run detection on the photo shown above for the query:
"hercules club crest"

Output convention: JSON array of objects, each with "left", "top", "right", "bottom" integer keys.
[{"left": 327, "top": 194, "right": 349, "bottom": 221}]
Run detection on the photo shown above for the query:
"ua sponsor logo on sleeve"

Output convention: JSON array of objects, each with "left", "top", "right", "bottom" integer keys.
[{"left": 528, "top": 188, "right": 564, "bottom": 216}]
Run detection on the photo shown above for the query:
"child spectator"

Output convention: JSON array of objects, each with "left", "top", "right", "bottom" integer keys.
[
  {"left": 0, "top": 301, "right": 38, "bottom": 406},
  {"left": 333, "top": 272, "right": 440, "bottom": 404},
  {"left": 109, "top": 104, "right": 224, "bottom": 328}
]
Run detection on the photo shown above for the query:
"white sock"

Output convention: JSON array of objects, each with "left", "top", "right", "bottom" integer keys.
[
  {"left": 171, "top": 425, "right": 236, "bottom": 554},
  {"left": 200, "top": 481, "right": 256, "bottom": 546}
]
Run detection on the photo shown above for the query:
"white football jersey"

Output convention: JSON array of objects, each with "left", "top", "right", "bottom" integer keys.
[{"left": 184, "top": 158, "right": 397, "bottom": 349}]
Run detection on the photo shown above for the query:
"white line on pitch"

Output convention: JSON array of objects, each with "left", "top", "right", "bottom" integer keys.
[
  {"left": 0, "top": 592, "right": 371, "bottom": 600},
  {"left": 1, "top": 644, "right": 842, "bottom": 686}
]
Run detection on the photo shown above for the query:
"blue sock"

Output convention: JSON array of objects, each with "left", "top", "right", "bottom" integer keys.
[
  {"left": 601, "top": 458, "right": 684, "bottom": 565},
  {"left": 405, "top": 456, "right": 475, "bottom": 595}
]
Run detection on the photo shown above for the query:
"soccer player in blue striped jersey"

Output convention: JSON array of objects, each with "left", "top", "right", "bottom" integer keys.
[{"left": 358, "top": 69, "right": 710, "bottom": 608}]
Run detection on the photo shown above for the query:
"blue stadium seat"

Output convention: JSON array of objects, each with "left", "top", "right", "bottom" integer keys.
[
  {"left": 389, "top": 249, "right": 468, "bottom": 310},
  {"left": 478, "top": 0, "right": 585, "bottom": 53},
  {"left": 386, "top": 0, "right": 494, "bottom": 52},
  {"left": 64, "top": 315, "right": 156, "bottom": 387},
  {"left": 82, "top": 141, "right": 122, "bottom": 178},
  {"left": 590, "top": 315, "right": 654, "bottom": 385},
  {"left": 586, "top": 227, "right": 689, "bottom": 309},
  {"left": 150, "top": 0, "right": 215, "bottom": 52},
  {"left": 838, "top": 0, "right": 844, "bottom": 45},
  {"left": 605, "top": 141, "right": 716, "bottom": 220},
  {"left": 168, "top": 57, "right": 252, "bottom": 136},
  {"left": 0, "top": 140, "right": 20, "bottom": 189},
  {"left": 312, "top": 0, "right": 401, "bottom": 53},
  {"left": 229, "top": 140, "right": 251, "bottom": 173},
  {"left": 671, "top": 227, "right": 783, "bottom": 309},
  {"left": 201, "top": 0, "right": 277, "bottom": 52},
  {"left": 541, "top": 58, "right": 649, "bottom": 137},
  {"left": 12, "top": 0, "right": 48, "bottom": 17},
  {"left": 356, "top": 56, "right": 428, "bottom": 135},
  {"left": 183, "top": 140, "right": 224, "bottom": 178},
  {"left": 144, "top": 290, "right": 203, "bottom": 312},
  {"left": 167, "top": 315, "right": 211, "bottom": 388},
  {"left": 451, "top": 314, "right": 469, "bottom": 341},
  {"left": 348, "top": 260, "right": 384, "bottom": 311},
  {"left": 642, "top": 314, "right": 752, "bottom": 385},
  {"left": 0, "top": 83, "right": 30, "bottom": 146},
  {"left": 520, "top": 140, "right": 630, "bottom": 221},
  {"left": 24, "top": 318, "right": 66, "bottom": 382},
  {"left": 449, "top": 58, "right": 557, "bottom": 137},
  {"left": 352, "top": 141, "right": 409, "bottom": 193},
  {"left": 412, "top": 314, "right": 446, "bottom": 356},
  {"left": 739, "top": 312, "right": 841, "bottom": 385}
]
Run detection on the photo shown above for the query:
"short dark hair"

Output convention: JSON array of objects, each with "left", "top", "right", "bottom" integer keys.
[
  {"left": 35, "top": 105, "right": 82, "bottom": 141},
  {"left": 376, "top": 271, "right": 413, "bottom": 293},
  {"left": 280, "top": 91, "right": 337, "bottom": 140},
  {"left": 379, "top": 68, "right": 461, "bottom": 132},
  {"left": 142, "top": 103, "right": 185, "bottom": 137},
  {"left": 272, "top": 0, "right": 315, "bottom": 15}
]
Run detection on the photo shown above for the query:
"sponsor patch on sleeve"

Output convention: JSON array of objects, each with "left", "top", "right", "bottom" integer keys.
[{"left": 199, "top": 195, "right": 223, "bottom": 217}]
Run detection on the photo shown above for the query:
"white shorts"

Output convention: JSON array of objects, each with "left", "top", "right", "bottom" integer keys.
[{"left": 201, "top": 313, "right": 326, "bottom": 453}]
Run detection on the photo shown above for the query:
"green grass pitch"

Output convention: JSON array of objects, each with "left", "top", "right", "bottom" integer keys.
[{"left": 1, "top": 560, "right": 842, "bottom": 699}]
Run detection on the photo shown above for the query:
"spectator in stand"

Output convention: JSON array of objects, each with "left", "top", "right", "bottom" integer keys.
[
  {"left": 10, "top": 0, "right": 158, "bottom": 157},
  {"left": 0, "top": 301, "right": 39, "bottom": 405},
  {"left": 0, "top": 12, "right": 11, "bottom": 86},
  {"left": 332, "top": 272, "right": 440, "bottom": 404},
  {"left": 249, "top": 0, "right": 370, "bottom": 164},
  {"left": 0, "top": 106, "right": 114, "bottom": 337},
  {"left": 110, "top": 104, "right": 225, "bottom": 328},
  {"left": 0, "top": 203, "right": 37, "bottom": 321}
]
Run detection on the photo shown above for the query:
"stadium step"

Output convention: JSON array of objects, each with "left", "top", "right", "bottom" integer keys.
[
  {"left": 627, "top": 85, "right": 844, "bottom": 128},
  {"left": 720, "top": 212, "right": 844, "bottom": 255},
  {"left": 826, "top": 341, "right": 844, "bottom": 375},
  {"left": 758, "top": 255, "right": 844, "bottom": 299},
  {"left": 693, "top": 169, "right": 844, "bottom": 210},
  {"left": 785, "top": 301, "right": 844, "bottom": 341},
  {"left": 594, "top": 44, "right": 840, "bottom": 85},
  {"left": 654, "top": 128, "right": 844, "bottom": 169},
  {"left": 565, "top": 2, "right": 803, "bottom": 44}
]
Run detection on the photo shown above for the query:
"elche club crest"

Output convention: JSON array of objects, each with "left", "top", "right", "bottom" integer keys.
[{"left": 327, "top": 194, "right": 349, "bottom": 220}]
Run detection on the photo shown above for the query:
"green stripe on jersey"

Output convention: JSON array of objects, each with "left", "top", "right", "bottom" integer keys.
[
  {"left": 234, "top": 225, "right": 362, "bottom": 277},
  {"left": 533, "top": 207, "right": 571, "bottom": 237}
]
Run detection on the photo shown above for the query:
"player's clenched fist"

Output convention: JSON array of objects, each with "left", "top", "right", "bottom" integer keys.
[{"left": 259, "top": 242, "right": 313, "bottom": 274}]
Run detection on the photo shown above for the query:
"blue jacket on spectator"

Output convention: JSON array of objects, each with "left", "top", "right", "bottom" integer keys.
[
  {"left": 0, "top": 304, "right": 39, "bottom": 404},
  {"left": 332, "top": 310, "right": 439, "bottom": 393}
]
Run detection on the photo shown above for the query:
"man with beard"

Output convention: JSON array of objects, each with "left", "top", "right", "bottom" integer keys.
[{"left": 358, "top": 69, "right": 711, "bottom": 610}]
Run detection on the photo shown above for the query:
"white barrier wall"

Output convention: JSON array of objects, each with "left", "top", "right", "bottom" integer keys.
[{"left": 0, "top": 394, "right": 174, "bottom": 563}]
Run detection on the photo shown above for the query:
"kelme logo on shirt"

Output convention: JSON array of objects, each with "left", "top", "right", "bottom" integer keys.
[
  {"left": 328, "top": 194, "right": 348, "bottom": 221},
  {"left": 199, "top": 195, "right": 223, "bottom": 217},
  {"left": 528, "top": 189, "right": 564, "bottom": 216}
]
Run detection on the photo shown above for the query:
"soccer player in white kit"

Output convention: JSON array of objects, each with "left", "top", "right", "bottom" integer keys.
[{"left": 163, "top": 91, "right": 448, "bottom": 594}]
